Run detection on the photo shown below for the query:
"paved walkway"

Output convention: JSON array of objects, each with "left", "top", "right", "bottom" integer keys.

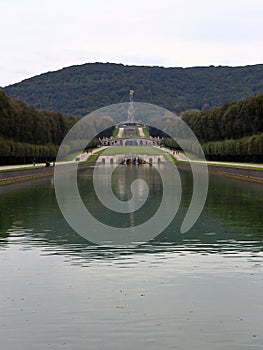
[
  {"left": 116, "top": 128, "right": 124, "bottom": 138},
  {"left": 154, "top": 146, "right": 190, "bottom": 162},
  {"left": 0, "top": 163, "right": 46, "bottom": 171},
  {"left": 192, "top": 159, "right": 263, "bottom": 169},
  {"left": 138, "top": 127, "right": 145, "bottom": 137},
  {"left": 154, "top": 146, "right": 263, "bottom": 169},
  {"left": 0, "top": 146, "right": 109, "bottom": 171}
]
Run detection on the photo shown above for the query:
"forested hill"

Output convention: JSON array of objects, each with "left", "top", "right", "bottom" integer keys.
[{"left": 3, "top": 62, "right": 263, "bottom": 117}]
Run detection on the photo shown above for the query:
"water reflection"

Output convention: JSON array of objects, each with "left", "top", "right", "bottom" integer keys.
[
  {"left": 1, "top": 166, "right": 263, "bottom": 350},
  {"left": 0, "top": 166, "right": 263, "bottom": 263}
]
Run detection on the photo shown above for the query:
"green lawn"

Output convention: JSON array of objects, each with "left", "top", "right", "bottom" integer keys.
[
  {"left": 112, "top": 128, "right": 119, "bottom": 137},
  {"left": 142, "top": 127, "right": 150, "bottom": 137},
  {"left": 99, "top": 146, "right": 168, "bottom": 155}
]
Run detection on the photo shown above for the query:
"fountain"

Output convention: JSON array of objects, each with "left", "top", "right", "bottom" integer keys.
[{"left": 127, "top": 90, "right": 135, "bottom": 123}]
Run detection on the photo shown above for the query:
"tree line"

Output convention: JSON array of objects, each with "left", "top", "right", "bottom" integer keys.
[
  {"left": 148, "top": 94, "right": 263, "bottom": 162},
  {"left": 182, "top": 94, "right": 263, "bottom": 162},
  {"left": 0, "top": 91, "right": 77, "bottom": 164},
  {"left": 0, "top": 91, "right": 116, "bottom": 165}
]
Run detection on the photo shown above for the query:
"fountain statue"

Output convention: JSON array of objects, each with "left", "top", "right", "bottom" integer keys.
[{"left": 127, "top": 90, "right": 135, "bottom": 123}]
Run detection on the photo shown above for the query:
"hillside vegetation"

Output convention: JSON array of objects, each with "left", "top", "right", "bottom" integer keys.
[
  {"left": 0, "top": 91, "right": 77, "bottom": 164},
  {"left": 3, "top": 62, "right": 263, "bottom": 117},
  {"left": 182, "top": 94, "right": 263, "bottom": 162},
  {"left": 147, "top": 94, "right": 263, "bottom": 163},
  {"left": 0, "top": 90, "right": 117, "bottom": 165}
]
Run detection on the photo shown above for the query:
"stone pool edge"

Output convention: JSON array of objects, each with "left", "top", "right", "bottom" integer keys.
[{"left": 1, "top": 162, "right": 262, "bottom": 186}]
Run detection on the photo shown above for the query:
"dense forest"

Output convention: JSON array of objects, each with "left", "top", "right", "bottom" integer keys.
[
  {"left": 148, "top": 94, "right": 263, "bottom": 162},
  {"left": 3, "top": 62, "right": 263, "bottom": 117},
  {"left": 0, "top": 91, "right": 77, "bottom": 164},
  {"left": 182, "top": 94, "right": 263, "bottom": 162},
  {"left": 0, "top": 91, "right": 117, "bottom": 165}
]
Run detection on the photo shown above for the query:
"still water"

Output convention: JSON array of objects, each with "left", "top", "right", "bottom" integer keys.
[{"left": 0, "top": 165, "right": 263, "bottom": 350}]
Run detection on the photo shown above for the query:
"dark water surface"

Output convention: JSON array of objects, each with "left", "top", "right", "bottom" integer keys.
[{"left": 0, "top": 166, "right": 263, "bottom": 350}]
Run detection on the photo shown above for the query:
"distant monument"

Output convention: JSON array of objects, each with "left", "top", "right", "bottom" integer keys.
[
  {"left": 99, "top": 89, "right": 163, "bottom": 147},
  {"left": 127, "top": 89, "right": 135, "bottom": 123}
]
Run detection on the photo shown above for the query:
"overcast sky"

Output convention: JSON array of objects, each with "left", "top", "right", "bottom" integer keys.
[{"left": 1, "top": 0, "right": 262, "bottom": 86}]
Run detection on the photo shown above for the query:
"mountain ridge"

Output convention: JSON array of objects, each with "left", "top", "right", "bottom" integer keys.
[{"left": 3, "top": 62, "right": 263, "bottom": 117}]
